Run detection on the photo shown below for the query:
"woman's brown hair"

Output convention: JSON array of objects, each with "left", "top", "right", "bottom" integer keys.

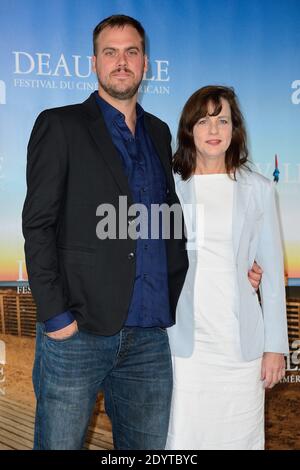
[{"left": 173, "top": 85, "right": 250, "bottom": 180}]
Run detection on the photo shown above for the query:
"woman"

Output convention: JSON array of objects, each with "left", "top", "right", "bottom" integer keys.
[{"left": 166, "top": 86, "right": 289, "bottom": 450}]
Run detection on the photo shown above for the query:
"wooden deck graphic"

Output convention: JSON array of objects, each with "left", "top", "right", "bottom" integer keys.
[{"left": 0, "top": 397, "right": 113, "bottom": 450}]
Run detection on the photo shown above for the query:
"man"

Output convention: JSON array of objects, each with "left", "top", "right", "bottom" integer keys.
[{"left": 22, "top": 15, "right": 262, "bottom": 450}]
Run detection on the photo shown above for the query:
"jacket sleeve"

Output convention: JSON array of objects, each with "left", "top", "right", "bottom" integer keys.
[
  {"left": 255, "top": 180, "right": 289, "bottom": 354},
  {"left": 22, "top": 110, "right": 69, "bottom": 322}
]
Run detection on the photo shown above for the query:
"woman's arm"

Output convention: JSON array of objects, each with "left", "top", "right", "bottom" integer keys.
[
  {"left": 255, "top": 180, "right": 289, "bottom": 388},
  {"left": 255, "top": 180, "right": 289, "bottom": 354}
]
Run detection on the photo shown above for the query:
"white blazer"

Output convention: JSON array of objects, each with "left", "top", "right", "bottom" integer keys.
[{"left": 168, "top": 168, "right": 289, "bottom": 361}]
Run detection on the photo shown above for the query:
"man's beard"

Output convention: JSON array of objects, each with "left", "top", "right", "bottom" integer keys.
[{"left": 98, "top": 67, "right": 143, "bottom": 100}]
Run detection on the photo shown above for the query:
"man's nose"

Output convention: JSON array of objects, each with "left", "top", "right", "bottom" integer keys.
[{"left": 117, "top": 51, "right": 128, "bottom": 67}]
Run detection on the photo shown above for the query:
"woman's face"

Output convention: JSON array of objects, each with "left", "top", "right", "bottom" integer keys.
[{"left": 192, "top": 98, "right": 233, "bottom": 163}]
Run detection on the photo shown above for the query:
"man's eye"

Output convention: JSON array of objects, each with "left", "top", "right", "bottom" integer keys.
[{"left": 128, "top": 50, "right": 138, "bottom": 55}]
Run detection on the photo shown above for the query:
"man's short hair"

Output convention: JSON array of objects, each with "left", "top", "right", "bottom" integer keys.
[{"left": 93, "top": 14, "right": 146, "bottom": 55}]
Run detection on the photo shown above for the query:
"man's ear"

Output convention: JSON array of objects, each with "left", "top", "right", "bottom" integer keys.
[
  {"left": 144, "top": 54, "right": 148, "bottom": 74},
  {"left": 92, "top": 55, "right": 97, "bottom": 73}
]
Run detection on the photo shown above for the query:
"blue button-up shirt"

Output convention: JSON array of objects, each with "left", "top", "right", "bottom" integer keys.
[
  {"left": 95, "top": 93, "right": 172, "bottom": 328},
  {"left": 45, "top": 93, "right": 172, "bottom": 332}
]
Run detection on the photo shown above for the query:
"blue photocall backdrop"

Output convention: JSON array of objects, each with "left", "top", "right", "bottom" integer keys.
[{"left": 0, "top": 0, "right": 299, "bottom": 285}]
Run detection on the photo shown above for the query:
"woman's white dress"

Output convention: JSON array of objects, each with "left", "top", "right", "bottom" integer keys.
[{"left": 166, "top": 174, "right": 265, "bottom": 450}]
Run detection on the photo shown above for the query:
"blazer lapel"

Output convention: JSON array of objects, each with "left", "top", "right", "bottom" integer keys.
[
  {"left": 175, "top": 170, "right": 252, "bottom": 257},
  {"left": 232, "top": 169, "right": 253, "bottom": 258},
  {"left": 82, "top": 94, "right": 133, "bottom": 204},
  {"left": 175, "top": 174, "right": 197, "bottom": 248}
]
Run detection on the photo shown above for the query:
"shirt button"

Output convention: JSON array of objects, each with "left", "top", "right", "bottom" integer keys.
[
  {"left": 127, "top": 253, "right": 135, "bottom": 260},
  {"left": 142, "top": 187, "right": 147, "bottom": 193}
]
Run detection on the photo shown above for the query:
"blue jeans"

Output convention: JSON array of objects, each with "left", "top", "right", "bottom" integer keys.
[{"left": 33, "top": 322, "right": 173, "bottom": 450}]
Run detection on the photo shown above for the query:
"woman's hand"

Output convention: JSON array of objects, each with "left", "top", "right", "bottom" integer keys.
[
  {"left": 248, "top": 261, "right": 263, "bottom": 290},
  {"left": 261, "top": 352, "right": 286, "bottom": 389}
]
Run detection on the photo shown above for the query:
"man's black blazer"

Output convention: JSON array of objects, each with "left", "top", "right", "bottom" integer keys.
[{"left": 22, "top": 93, "right": 188, "bottom": 335}]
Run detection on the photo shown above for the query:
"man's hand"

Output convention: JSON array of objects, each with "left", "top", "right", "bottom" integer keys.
[
  {"left": 46, "top": 320, "right": 78, "bottom": 340},
  {"left": 261, "top": 352, "right": 286, "bottom": 389},
  {"left": 248, "top": 261, "right": 263, "bottom": 291}
]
